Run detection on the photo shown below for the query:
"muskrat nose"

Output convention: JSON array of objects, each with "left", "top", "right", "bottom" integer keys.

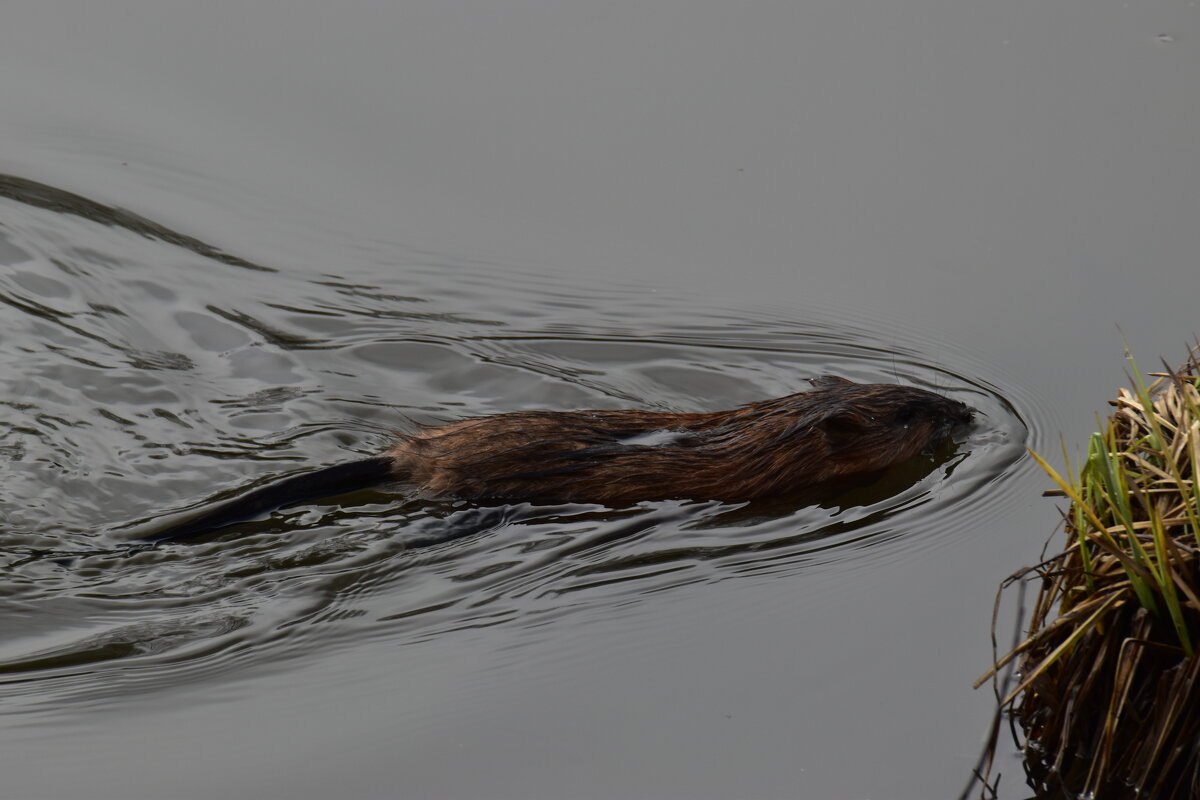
[
  {"left": 957, "top": 404, "right": 977, "bottom": 423},
  {"left": 939, "top": 399, "right": 976, "bottom": 429}
]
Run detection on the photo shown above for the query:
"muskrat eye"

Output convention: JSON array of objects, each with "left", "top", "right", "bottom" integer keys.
[{"left": 895, "top": 406, "right": 918, "bottom": 426}]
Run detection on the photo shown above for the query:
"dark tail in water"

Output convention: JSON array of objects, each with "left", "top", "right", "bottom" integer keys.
[{"left": 138, "top": 456, "right": 397, "bottom": 543}]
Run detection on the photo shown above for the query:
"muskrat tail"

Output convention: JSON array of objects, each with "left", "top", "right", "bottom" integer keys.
[{"left": 138, "top": 455, "right": 397, "bottom": 544}]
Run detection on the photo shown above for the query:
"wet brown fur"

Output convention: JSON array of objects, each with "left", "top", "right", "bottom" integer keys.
[
  {"left": 136, "top": 376, "right": 973, "bottom": 543},
  {"left": 388, "top": 376, "right": 973, "bottom": 505}
]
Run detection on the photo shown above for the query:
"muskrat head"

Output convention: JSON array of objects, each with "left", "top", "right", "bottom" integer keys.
[{"left": 812, "top": 380, "right": 974, "bottom": 478}]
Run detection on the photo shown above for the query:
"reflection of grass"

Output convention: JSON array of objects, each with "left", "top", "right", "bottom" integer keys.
[{"left": 978, "top": 343, "right": 1200, "bottom": 799}]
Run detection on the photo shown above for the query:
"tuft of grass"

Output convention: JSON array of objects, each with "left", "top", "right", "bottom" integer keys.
[{"left": 975, "top": 343, "right": 1200, "bottom": 799}]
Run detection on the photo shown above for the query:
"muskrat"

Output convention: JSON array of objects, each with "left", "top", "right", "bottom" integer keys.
[{"left": 138, "top": 376, "right": 973, "bottom": 543}]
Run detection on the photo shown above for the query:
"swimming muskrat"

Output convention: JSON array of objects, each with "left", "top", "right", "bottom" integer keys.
[{"left": 138, "top": 376, "right": 973, "bottom": 543}]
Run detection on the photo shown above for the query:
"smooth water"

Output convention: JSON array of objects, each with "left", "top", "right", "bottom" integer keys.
[{"left": 2, "top": 2, "right": 1197, "bottom": 799}]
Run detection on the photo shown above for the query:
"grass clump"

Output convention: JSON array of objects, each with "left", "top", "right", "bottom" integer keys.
[{"left": 978, "top": 343, "right": 1200, "bottom": 799}]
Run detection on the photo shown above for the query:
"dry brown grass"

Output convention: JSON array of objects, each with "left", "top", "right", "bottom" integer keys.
[{"left": 974, "top": 343, "right": 1200, "bottom": 799}]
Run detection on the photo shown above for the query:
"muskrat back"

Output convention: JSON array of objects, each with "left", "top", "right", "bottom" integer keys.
[
  {"left": 392, "top": 376, "right": 973, "bottom": 504},
  {"left": 139, "top": 376, "right": 973, "bottom": 543}
]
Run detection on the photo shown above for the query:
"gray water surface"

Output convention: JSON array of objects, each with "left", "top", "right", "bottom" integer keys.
[{"left": 1, "top": 3, "right": 1197, "bottom": 799}]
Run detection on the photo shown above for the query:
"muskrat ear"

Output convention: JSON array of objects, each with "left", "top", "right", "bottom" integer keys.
[
  {"left": 818, "top": 408, "right": 866, "bottom": 440},
  {"left": 809, "top": 375, "right": 855, "bottom": 388}
]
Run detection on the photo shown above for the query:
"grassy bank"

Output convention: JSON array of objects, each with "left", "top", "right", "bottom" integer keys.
[{"left": 978, "top": 343, "right": 1200, "bottom": 799}]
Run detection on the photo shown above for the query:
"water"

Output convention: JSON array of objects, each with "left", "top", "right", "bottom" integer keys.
[
  {"left": 0, "top": 173, "right": 1026, "bottom": 679},
  {"left": 1, "top": 2, "right": 1197, "bottom": 799},
  {"left": 2, "top": 171, "right": 1027, "bottom": 799}
]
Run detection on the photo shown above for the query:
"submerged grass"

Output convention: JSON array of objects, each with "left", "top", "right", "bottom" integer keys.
[{"left": 976, "top": 343, "right": 1200, "bottom": 799}]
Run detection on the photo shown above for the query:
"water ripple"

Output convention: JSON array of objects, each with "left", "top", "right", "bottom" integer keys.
[{"left": 0, "top": 174, "right": 1034, "bottom": 710}]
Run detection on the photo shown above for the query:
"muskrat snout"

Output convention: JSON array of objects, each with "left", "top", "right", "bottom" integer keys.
[
  {"left": 933, "top": 396, "right": 975, "bottom": 428},
  {"left": 926, "top": 397, "right": 975, "bottom": 450},
  {"left": 907, "top": 393, "right": 975, "bottom": 442}
]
